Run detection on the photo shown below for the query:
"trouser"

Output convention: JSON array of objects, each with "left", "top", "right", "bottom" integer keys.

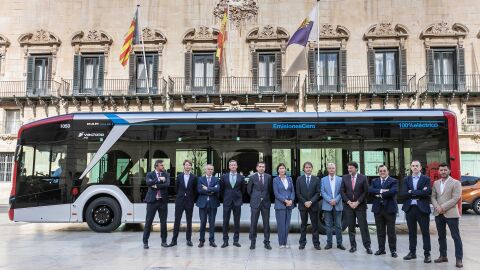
[
  {"left": 171, "top": 203, "right": 194, "bottom": 242},
  {"left": 299, "top": 208, "right": 320, "bottom": 246},
  {"left": 143, "top": 200, "right": 168, "bottom": 244},
  {"left": 249, "top": 205, "right": 271, "bottom": 244},
  {"left": 222, "top": 204, "right": 241, "bottom": 243},
  {"left": 324, "top": 210, "right": 343, "bottom": 245},
  {"left": 374, "top": 210, "right": 397, "bottom": 252},
  {"left": 344, "top": 206, "right": 371, "bottom": 249},
  {"left": 275, "top": 209, "right": 292, "bottom": 246},
  {"left": 435, "top": 214, "right": 463, "bottom": 260},
  {"left": 405, "top": 205, "right": 431, "bottom": 256},
  {"left": 199, "top": 207, "right": 217, "bottom": 243}
]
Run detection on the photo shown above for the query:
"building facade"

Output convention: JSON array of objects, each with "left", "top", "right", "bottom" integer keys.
[{"left": 1, "top": 0, "right": 480, "bottom": 183}]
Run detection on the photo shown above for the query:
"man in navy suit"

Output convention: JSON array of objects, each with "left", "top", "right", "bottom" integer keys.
[
  {"left": 296, "top": 161, "right": 321, "bottom": 250},
  {"left": 368, "top": 165, "right": 398, "bottom": 257},
  {"left": 142, "top": 159, "right": 171, "bottom": 249},
  {"left": 196, "top": 164, "right": 220, "bottom": 247},
  {"left": 169, "top": 159, "right": 197, "bottom": 247},
  {"left": 220, "top": 160, "right": 245, "bottom": 248},
  {"left": 341, "top": 161, "right": 372, "bottom": 254},
  {"left": 247, "top": 161, "right": 273, "bottom": 250},
  {"left": 402, "top": 160, "right": 432, "bottom": 263}
]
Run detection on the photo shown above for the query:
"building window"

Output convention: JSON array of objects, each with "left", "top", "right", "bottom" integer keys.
[
  {"left": 315, "top": 50, "right": 339, "bottom": 90},
  {"left": 461, "top": 152, "right": 480, "bottom": 177},
  {"left": 3, "top": 110, "right": 20, "bottom": 134},
  {"left": 433, "top": 49, "right": 455, "bottom": 88},
  {"left": 82, "top": 56, "right": 101, "bottom": 92},
  {"left": 192, "top": 52, "right": 214, "bottom": 92},
  {"left": 426, "top": 47, "right": 465, "bottom": 92},
  {"left": 465, "top": 106, "right": 480, "bottom": 132},
  {"left": 375, "top": 50, "right": 398, "bottom": 89},
  {"left": 136, "top": 54, "right": 154, "bottom": 93},
  {"left": 0, "top": 153, "right": 14, "bottom": 182},
  {"left": 26, "top": 55, "right": 52, "bottom": 96},
  {"left": 72, "top": 54, "right": 105, "bottom": 95},
  {"left": 259, "top": 53, "right": 276, "bottom": 90}
]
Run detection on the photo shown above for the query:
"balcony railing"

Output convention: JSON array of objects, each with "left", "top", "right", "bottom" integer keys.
[
  {"left": 0, "top": 80, "right": 62, "bottom": 98},
  {"left": 463, "top": 124, "right": 480, "bottom": 132},
  {"left": 61, "top": 78, "right": 167, "bottom": 97},
  {"left": 418, "top": 74, "right": 480, "bottom": 93},
  {"left": 0, "top": 120, "right": 22, "bottom": 135},
  {"left": 305, "top": 75, "right": 416, "bottom": 94},
  {"left": 168, "top": 76, "right": 300, "bottom": 95}
]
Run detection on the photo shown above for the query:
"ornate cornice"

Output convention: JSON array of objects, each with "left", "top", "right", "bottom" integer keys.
[
  {"left": 0, "top": 34, "right": 10, "bottom": 47},
  {"left": 18, "top": 29, "right": 61, "bottom": 47},
  {"left": 182, "top": 26, "right": 220, "bottom": 43},
  {"left": 141, "top": 27, "right": 167, "bottom": 44},
  {"left": 246, "top": 25, "right": 289, "bottom": 42},
  {"left": 319, "top": 24, "right": 350, "bottom": 40},
  {"left": 71, "top": 30, "right": 113, "bottom": 46},
  {"left": 420, "top": 22, "right": 468, "bottom": 39},
  {"left": 364, "top": 23, "right": 408, "bottom": 39},
  {"left": 214, "top": 0, "right": 258, "bottom": 28}
]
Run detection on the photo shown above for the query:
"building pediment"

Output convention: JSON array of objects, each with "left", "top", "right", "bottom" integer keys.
[
  {"left": 421, "top": 22, "right": 468, "bottom": 39},
  {"left": 0, "top": 34, "right": 10, "bottom": 47},
  {"left": 319, "top": 24, "right": 350, "bottom": 40},
  {"left": 18, "top": 29, "right": 61, "bottom": 47},
  {"left": 71, "top": 30, "right": 113, "bottom": 46},
  {"left": 246, "top": 25, "right": 289, "bottom": 42},
  {"left": 364, "top": 23, "right": 408, "bottom": 39},
  {"left": 183, "top": 26, "right": 220, "bottom": 43},
  {"left": 141, "top": 27, "right": 167, "bottom": 44}
]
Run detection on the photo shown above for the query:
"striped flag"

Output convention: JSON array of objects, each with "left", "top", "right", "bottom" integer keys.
[
  {"left": 287, "top": 3, "right": 318, "bottom": 47},
  {"left": 119, "top": 7, "right": 139, "bottom": 67},
  {"left": 216, "top": 8, "right": 228, "bottom": 64}
]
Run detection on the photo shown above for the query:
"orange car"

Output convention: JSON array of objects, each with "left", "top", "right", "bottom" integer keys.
[{"left": 461, "top": 176, "right": 480, "bottom": 214}]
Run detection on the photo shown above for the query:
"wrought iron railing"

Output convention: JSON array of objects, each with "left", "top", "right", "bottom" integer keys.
[
  {"left": 305, "top": 75, "right": 416, "bottom": 94},
  {"left": 0, "top": 80, "right": 62, "bottom": 97},
  {"left": 61, "top": 78, "right": 167, "bottom": 96},
  {"left": 418, "top": 74, "right": 479, "bottom": 93}
]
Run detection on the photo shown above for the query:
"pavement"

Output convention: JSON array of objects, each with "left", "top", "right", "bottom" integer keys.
[{"left": 0, "top": 207, "right": 479, "bottom": 270}]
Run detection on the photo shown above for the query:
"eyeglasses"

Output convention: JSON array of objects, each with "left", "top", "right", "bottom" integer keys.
[{"left": 378, "top": 170, "right": 388, "bottom": 172}]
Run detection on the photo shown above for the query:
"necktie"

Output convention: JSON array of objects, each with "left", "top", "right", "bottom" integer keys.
[
  {"left": 260, "top": 174, "right": 264, "bottom": 186},
  {"left": 230, "top": 174, "right": 236, "bottom": 188},
  {"left": 381, "top": 178, "right": 385, "bottom": 187},
  {"left": 207, "top": 177, "right": 211, "bottom": 186},
  {"left": 306, "top": 176, "right": 310, "bottom": 187},
  {"left": 351, "top": 175, "right": 356, "bottom": 201},
  {"left": 156, "top": 172, "right": 162, "bottom": 199}
]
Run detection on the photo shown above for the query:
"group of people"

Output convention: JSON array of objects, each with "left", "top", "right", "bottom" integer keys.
[{"left": 142, "top": 159, "right": 464, "bottom": 268}]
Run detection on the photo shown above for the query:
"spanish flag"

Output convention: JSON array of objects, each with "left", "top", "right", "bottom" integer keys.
[
  {"left": 119, "top": 7, "right": 139, "bottom": 67},
  {"left": 216, "top": 8, "right": 228, "bottom": 64}
]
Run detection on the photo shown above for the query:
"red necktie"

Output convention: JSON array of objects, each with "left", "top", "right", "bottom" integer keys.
[{"left": 351, "top": 175, "right": 356, "bottom": 200}]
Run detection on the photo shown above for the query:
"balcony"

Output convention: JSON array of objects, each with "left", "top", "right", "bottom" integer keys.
[
  {"left": 168, "top": 76, "right": 300, "bottom": 96},
  {"left": 304, "top": 75, "right": 416, "bottom": 95},
  {"left": 418, "top": 74, "right": 480, "bottom": 94},
  {"left": 61, "top": 78, "right": 167, "bottom": 97},
  {"left": 0, "top": 80, "right": 62, "bottom": 98},
  {"left": 463, "top": 124, "right": 480, "bottom": 132}
]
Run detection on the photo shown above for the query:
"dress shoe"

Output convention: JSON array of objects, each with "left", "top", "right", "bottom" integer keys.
[
  {"left": 186, "top": 241, "right": 193, "bottom": 247},
  {"left": 324, "top": 244, "right": 332, "bottom": 250},
  {"left": 374, "top": 250, "right": 386, "bottom": 256},
  {"left": 233, "top": 242, "right": 241, "bottom": 247},
  {"left": 391, "top": 252, "right": 398, "bottom": 258},
  {"left": 161, "top": 242, "right": 169, "bottom": 248},
  {"left": 198, "top": 241, "right": 204, "bottom": 248},
  {"left": 349, "top": 247, "right": 357, "bottom": 253},
  {"left": 299, "top": 245, "right": 305, "bottom": 250},
  {"left": 264, "top": 243, "right": 272, "bottom": 250},
  {"left": 143, "top": 243, "right": 149, "bottom": 249},
  {"left": 314, "top": 245, "right": 321, "bottom": 250},
  {"left": 434, "top": 256, "right": 448, "bottom": 263},
  {"left": 221, "top": 242, "right": 229, "bottom": 248},
  {"left": 424, "top": 255, "right": 432, "bottom": 263},
  {"left": 250, "top": 242, "right": 255, "bottom": 250},
  {"left": 168, "top": 242, "right": 177, "bottom": 247},
  {"left": 209, "top": 241, "right": 217, "bottom": 248},
  {"left": 366, "top": 248, "right": 373, "bottom": 254},
  {"left": 337, "top": 244, "right": 346, "bottom": 250},
  {"left": 403, "top": 253, "right": 417, "bottom": 260},
  {"left": 456, "top": 259, "right": 463, "bottom": 268}
]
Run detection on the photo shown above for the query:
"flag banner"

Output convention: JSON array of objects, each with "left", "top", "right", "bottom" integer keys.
[
  {"left": 287, "top": 3, "right": 318, "bottom": 47},
  {"left": 119, "top": 7, "right": 139, "bottom": 67},
  {"left": 216, "top": 8, "right": 228, "bottom": 64}
]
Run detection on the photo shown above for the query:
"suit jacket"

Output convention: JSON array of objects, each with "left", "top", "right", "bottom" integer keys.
[
  {"left": 401, "top": 174, "right": 432, "bottom": 214},
  {"left": 247, "top": 172, "right": 273, "bottom": 209},
  {"left": 273, "top": 176, "right": 296, "bottom": 210},
  {"left": 321, "top": 175, "right": 343, "bottom": 211},
  {"left": 220, "top": 173, "right": 245, "bottom": 207},
  {"left": 296, "top": 175, "right": 321, "bottom": 211},
  {"left": 196, "top": 175, "right": 220, "bottom": 209},
  {"left": 341, "top": 173, "right": 369, "bottom": 210},
  {"left": 144, "top": 170, "right": 170, "bottom": 203},
  {"left": 368, "top": 176, "right": 398, "bottom": 214},
  {"left": 431, "top": 177, "right": 461, "bottom": 218},
  {"left": 175, "top": 172, "right": 197, "bottom": 209}
]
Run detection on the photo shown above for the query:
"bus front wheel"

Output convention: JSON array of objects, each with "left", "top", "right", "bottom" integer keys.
[{"left": 85, "top": 197, "right": 122, "bottom": 233}]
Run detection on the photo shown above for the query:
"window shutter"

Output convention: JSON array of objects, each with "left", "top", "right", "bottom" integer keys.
[
  {"left": 426, "top": 49, "right": 435, "bottom": 91},
  {"left": 214, "top": 55, "right": 220, "bottom": 93},
  {"left": 339, "top": 49, "right": 347, "bottom": 93},
  {"left": 26, "top": 56, "right": 34, "bottom": 96},
  {"left": 46, "top": 56, "right": 53, "bottom": 96},
  {"left": 97, "top": 55, "right": 105, "bottom": 95},
  {"left": 275, "top": 52, "right": 282, "bottom": 92},
  {"left": 151, "top": 54, "right": 159, "bottom": 94},
  {"left": 128, "top": 54, "right": 136, "bottom": 95},
  {"left": 72, "top": 55, "right": 81, "bottom": 95},
  {"left": 367, "top": 48, "right": 376, "bottom": 91},
  {"left": 457, "top": 47, "right": 466, "bottom": 91},
  {"left": 251, "top": 51, "right": 258, "bottom": 92},
  {"left": 307, "top": 48, "right": 316, "bottom": 91},
  {"left": 399, "top": 48, "right": 408, "bottom": 92},
  {"left": 184, "top": 52, "right": 192, "bottom": 92}
]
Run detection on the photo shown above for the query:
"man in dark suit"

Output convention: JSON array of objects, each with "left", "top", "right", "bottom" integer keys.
[
  {"left": 402, "top": 160, "right": 432, "bottom": 263},
  {"left": 196, "top": 164, "right": 220, "bottom": 248},
  {"left": 341, "top": 161, "right": 372, "bottom": 254},
  {"left": 296, "top": 161, "right": 321, "bottom": 250},
  {"left": 247, "top": 161, "right": 273, "bottom": 250},
  {"left": 142, "top": 159, "right": 170, "bottom": 249},
  {"left": 220, "top": 160, "right": 245, "bottom": 248},
  {"left": 368, "top": 165, "right": 398, "bottom": 258},
  {"left": 169, "top": 159, "right": 197, "bottom": 247}
]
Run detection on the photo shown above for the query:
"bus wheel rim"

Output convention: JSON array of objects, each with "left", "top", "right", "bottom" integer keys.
[{"left": 93, "top": 205, "right": 112, "bottom": 225}]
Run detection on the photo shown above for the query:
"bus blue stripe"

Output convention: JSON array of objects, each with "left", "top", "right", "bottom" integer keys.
[{"left": 110, "top": 120, "right": 445, "bottom": 126}]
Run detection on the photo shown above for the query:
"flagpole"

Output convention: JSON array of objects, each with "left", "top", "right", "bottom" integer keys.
[
  {"left": 226, "top": 3, "right": 230, "bottom": 79},
  {"left": 316, "top": 0, "right": 320, "bottom": 92},
  {"left": 137, "top": 4, "right": 150, "bottom": 94}
]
